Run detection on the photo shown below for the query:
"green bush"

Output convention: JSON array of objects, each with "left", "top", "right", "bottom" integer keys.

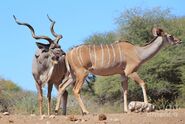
[
  {"left": 94, "top": 75, "right": 122, "bottom": 104},
  {"left": 0, "top": 79, "right": 41, "bottom": 114}
]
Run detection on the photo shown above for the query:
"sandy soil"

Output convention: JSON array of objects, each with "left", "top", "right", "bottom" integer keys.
[{"left": 0, "top": 109, "right": 185, "bottom": 124}]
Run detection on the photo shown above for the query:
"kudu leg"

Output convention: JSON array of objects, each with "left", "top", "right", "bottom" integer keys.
[
  {"left": 73, "top": 72, "right": 89, "bottom": 115},
  {"left": 55, "top": 77, "right": 73, "bottom": 115},
  {"left": 129, "top": 72, "right": 148, "bottom": 103},
  {"left": 120, "top": 75, "right": 128, "bottom": 112},
  {"left": 61, "top": 90, "right": 68, "bottom": 115},
  {"left": 36, "top": 83, "right": 43, "bottom": 115},
  {"left": 47, "top": 83, "right": 53, "bottom": 115}
]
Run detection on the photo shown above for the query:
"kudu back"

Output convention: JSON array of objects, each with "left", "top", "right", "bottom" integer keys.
[{"left": 14, "top": 15, "right": 68, "bottom": 115}]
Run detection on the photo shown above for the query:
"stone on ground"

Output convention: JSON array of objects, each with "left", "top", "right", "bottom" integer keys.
[{"left": 128, "top": 101, "right": 155, "bottom": 112}]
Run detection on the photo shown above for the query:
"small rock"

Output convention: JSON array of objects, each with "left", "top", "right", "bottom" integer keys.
[
  {"left": 68, "top": 115, "right": 78, "bottom": 121},
  {"left": 128, "top": 101, "right": 155, "bottom": 112},
  {"left": 9, "top": 120, "right": 14, "bottom": 123},
  {"left": 98, "top": 114, "right": 107, "bottom": 121},
  {"left": 3, "top": 112, "right": 9, "bottom": 116},
  {"left": 30, "top": 114, "right": 36, "bottom": 117}
]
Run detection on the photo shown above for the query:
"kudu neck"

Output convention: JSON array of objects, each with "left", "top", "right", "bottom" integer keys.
[{"left": 136, "top": 36, "right": 164, "bottom": 63}]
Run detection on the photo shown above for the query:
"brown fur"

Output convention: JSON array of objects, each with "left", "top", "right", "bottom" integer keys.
[{"left": 56, "top": 28, "right": 182, "bottom": 114}]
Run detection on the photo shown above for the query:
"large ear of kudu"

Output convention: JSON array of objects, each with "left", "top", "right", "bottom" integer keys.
[
  {"left": 152, "top": 28, "right": 164, "bottom": 36},
  {"left": 36, "top": 42, "right": 50, "bottom": 50}
]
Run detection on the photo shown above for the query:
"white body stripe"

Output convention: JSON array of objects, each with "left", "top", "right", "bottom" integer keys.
[
  {"left": 70, "top": 49, "right": 75, "bottom": 66},
  {"left": 88, "top": 45, "right": 92, "bottom": 63},
  {"left": 77, "top": 47, "right": 83, "bottom": 66},
  {"left": 111, "top": 44, "right": 116, "bottom": 66},
  {"left": 93, "top": 45, "right": 96, "bottom": 67},
  {"left": 106, "top": 44, "right": 110, "bottom": 66},
  {"left": 79, "top": 46, "right": 84, "bottom": 65},
  {"left": 101, "top": 44, "right": 104, "bottom": 67},
  {"left": 118, "top": 44, "right": 122, "bottom": 67}
]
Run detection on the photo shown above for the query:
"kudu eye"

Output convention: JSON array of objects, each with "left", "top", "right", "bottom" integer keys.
[
  {"left": 42, "top": 49, "right": 48, "bottom": 53},
  {"left": 51, "top": 46, "right": 55, "bottom": 50}
]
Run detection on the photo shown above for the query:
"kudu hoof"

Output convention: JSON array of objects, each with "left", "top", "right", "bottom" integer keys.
[
  {"left": 82, "top": 111, "right": 89, "bottom": 115},
  {"left": 62, "top": 111, "right": 67, "bottom": 115},
  {"left": 55, "top": 110, "right": 59, "bottom": 115},
  {"left": 123, "top": 110, "right": 128, "bottom": 113}
]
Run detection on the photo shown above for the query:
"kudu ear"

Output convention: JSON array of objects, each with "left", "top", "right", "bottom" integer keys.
[
  {"left": 36, "top": 42, "right": 50, "bottom": 50},
  {"left": 152, "top": 28, "right": 164, "bottom": 36}
]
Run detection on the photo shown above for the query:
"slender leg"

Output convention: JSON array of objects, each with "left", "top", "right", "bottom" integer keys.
[
  {"left": 47, "top": 83, "right": 53, "bottom": 115},
  {"left": 35, "top": 82, "right": 43, "bottom": 115},
  {"left": 129, "top": 72, "right": 148, "bottom": 103},
  {"left": 55, "top": 77, "right": 74, "bottom": 114},
  {"left": 120, "top": 74, "right": 128, "bottom": 112},
  {"left": 73, "top": 72, "right": 89, "bottom": 115},
  {"left": 61, "top": 90, "right": 68, "bottom": 115}
]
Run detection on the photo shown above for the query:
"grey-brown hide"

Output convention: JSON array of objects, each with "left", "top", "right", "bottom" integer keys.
[
  {"left": 32, "top": 42, "right": 66, "bottom": 86},
  {"left": 14, "top": 15, "right": 68, "bottom": 116}
]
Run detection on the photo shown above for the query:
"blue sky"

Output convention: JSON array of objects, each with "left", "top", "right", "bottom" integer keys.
[{"left": 0, "top": 0, "right": 184, "bottom": 92}]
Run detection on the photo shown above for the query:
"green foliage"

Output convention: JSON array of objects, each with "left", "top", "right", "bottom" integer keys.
[
  {"left": 0, "top": 79, "right": 21, "bottom": 92},
  {"left": 116, "top": 7, "right": 173, "bottom": 45},
  {"left": 0, "top": 78, "right": 40, "bottom": 114},
  {"left": 94, "top": 75, "right": 122, "bottom": 104},
  {"left": 84, "top": 32, "right": 117, "bottom": 45},
  {"left": 13, "top": 91, "right": 39, "bottom": 114}
]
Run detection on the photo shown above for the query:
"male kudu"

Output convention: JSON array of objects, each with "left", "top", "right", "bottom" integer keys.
[
  {"left": 14, "top": 15, "right": 68, "bottom": 115},
  {"left": 55, "top": 28, "right": 182, "bottom": 114}
]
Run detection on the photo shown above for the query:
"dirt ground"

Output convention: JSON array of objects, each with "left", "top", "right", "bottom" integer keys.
[{"left": 0, "top": 109, "right": 185, "bottom": 124}]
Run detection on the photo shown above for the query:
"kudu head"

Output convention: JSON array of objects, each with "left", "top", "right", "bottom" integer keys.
[
  {"left": 13, "top": 15, "right": 65, "bottom": 65},
  {"left": 152, "top": 27, "right": 182, "bottom": 45}
]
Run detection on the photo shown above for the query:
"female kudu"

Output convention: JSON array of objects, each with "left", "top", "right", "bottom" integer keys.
[{"left": 55, "top": 28, "right": 182, "bottom": 115}]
